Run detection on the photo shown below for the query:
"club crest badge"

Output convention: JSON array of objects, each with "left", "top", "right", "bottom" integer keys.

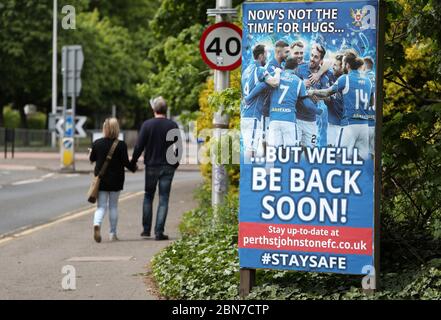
[{"left": 351, "top": 8, "right": 367, "bottom": 27}]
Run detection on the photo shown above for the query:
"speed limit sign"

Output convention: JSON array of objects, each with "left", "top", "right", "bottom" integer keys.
[{"left": 200, "top": 22, "right": 242, "bottom": 71}]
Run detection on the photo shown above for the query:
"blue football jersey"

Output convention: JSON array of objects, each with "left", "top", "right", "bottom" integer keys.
[
  {"left": 326, "top": 72, "right": 344, "bottom": 126},
  {"left": 295, "top": 64, "right": 330, "bottom": 122},
  {"left": 296, "top": 63, "right": 331, "bottom": 90},
  {"left": 364, "top": 69, "right": 376, "bottom": 127},
  {"left": 331, "top": 70, "right": 373, "bottom": 125},
  {"left": 267, "top": 57, "right": 283, "bottom": 75},
  {"left": 241, "top": 62, "right": 266, "bottom": 119},
  {"left": 269, "top": 70, "right": 304, "bottom": 123},
  {"left": 259, "top": 57, "right": 283, "bottom": 118}
]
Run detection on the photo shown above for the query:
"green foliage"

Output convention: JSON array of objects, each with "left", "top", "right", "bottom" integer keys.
[
  {"left": 152, "top": 186, "right": 241, "bottom": 299},
  {"left": 0, "top": 1, "right": 57, "bottom": 121},
  {"left": 136, "top": 24, "right": 208, "bottom": 116},
  {"left": 152, "top": 224, "right": 239, "bottom": 300},
  {"left": 153, "top": 186, "right": 441, "bottom": 300},
  {"left": 149, "top": 0, "right": 214, "bottom": 38},
  {"left": 247, "top": 264, "right": 441, "bottom": 300},
  {"left": 59, "top": 10, "right": 147, "bottom": 125},
  {"left": 88, "top": 0, "right": 159, "bottom": 32},
  {"left": 27, "top": 112, "right": 46, "bottom": 130},
  {"left": 380, "top": 0, "right": 441, "bottom": 243},
  {"left": 3, "top": 106, "right": 20, "bottom": 129}
]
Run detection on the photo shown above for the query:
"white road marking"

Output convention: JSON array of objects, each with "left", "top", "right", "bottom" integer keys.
[
  {"left": 8, "top": 172, "right": 72, "bottom": 186},
  {"left": 66, "top": 256, "right": 134, "bottom": 262},
  {"left": 0, "top": 191, "right": 144, "bottom": 246},
  {"left": 12, "top": 178, "right": 44, "bottom": 186},
  {"left": 41, "top": 173, "right": 55, "bottom": 179},
  {"left": 63, "top": 174, "right": 80, "bottom": 178}
]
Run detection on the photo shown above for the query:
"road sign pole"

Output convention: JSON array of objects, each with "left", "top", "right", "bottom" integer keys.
[
  {"left": 210, "top": 0, "right": 232, "bottom": 215},
  {"left": 71, "top": 48, "right": 77, "bottom": 171},
  {"left": 51, "top": 0, "right": 58, "bottom": 149},
  {"left": 60, "top": 45, "right": 83, "bottom": 171},
  {"left": 61, "top": 46, "right": 68, "bottom": 169}
]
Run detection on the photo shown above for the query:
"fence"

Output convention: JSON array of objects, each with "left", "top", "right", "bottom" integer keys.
[{"left": 0, "top": 128, "right": 139, "bottom": 153}]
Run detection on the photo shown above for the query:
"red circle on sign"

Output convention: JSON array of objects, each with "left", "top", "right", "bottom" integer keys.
[{"left": 199, "top": 22, "right": 242, "bottom": 71}]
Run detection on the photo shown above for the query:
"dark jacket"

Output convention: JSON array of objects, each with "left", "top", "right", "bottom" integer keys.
[
  {"left": 131, "top": 117, "right": 182, "bottom": 168},
  {"left": 90, "top": 138, "right": 135, "bottom": 191}
]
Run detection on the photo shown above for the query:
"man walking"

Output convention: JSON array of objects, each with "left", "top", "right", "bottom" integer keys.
[{"left": 131, "top": 97, "right": 182, "bottom": 240}]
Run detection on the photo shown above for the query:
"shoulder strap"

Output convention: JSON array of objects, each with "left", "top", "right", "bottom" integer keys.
[{"left": 98, "top": 139, "right": 119, "bottom": 177}]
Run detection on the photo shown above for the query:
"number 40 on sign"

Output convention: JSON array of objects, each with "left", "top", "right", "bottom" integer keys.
[{"left": 199, "top": 22, "right": 242, "bottom": 71}]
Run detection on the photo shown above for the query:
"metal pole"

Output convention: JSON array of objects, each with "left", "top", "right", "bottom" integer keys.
[
  {"left": 4, "top": 128, "right": 7, "bottom": 159},
  {"left": 61, "top": 47, "right": 67, "bottom": 169},
  {"left": 51, "top": 0, "right": 57, "bottom": 148},
  {"left": 211, "top": 0, "right": 232, "bottom": 211},
  {"left": 72, "top": 49, "right": 77, "bottom": 171},
  {"left": 11, "top": 129, "right": 15, "bottom": 159}
]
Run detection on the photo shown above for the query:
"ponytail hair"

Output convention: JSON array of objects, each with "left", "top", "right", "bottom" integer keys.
[{"left": 343, "top": 50, "right": 364, "bottom": 70}]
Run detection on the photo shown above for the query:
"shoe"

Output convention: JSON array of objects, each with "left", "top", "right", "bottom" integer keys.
[
  {"left": 94, "top": 225, "right": 101, "bottom": 243},
  {"left": 155, "top": 234, "right": 169, "bottom": 241},
  {"left": 140, "top": 231, "right": 150, "bottom": 237},
  {"left": 109, "top": 233, "right": 119, "bottom": 241}
]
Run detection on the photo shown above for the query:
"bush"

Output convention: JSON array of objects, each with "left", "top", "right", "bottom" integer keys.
[
  {"left": 27, "top": 112, "right": 46, "bottom": 129},
  {"left": 3, "top": 106, "right": 20, "bottom": 128},
  {"left": 152, "top": 186, "right": 441, "bottom": 300},
  {"left": 152, "top": 224, "right": 240, "bottom": 300}
]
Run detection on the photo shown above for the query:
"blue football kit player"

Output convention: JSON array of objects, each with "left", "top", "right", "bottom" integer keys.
[
  {"left": 325, "top": 54, "right": 345, "bottom": 147},
  {"left": 268, "top": 58, "right": 320, "bottom": 147},
  {"left": 296, "top": 43, "right": 332, "bottom": 148},
  {"left": 363, "top": 57, "right": 376, "bottom": 157},
  {"left": 241, "top": 44, "right": 281, "bottom": 157},
  {"left": 308, "top": 51, "right": 373, "bottom": 160},
  {"left": 244, "top": 41, "right": 289, "bottom": 154}
]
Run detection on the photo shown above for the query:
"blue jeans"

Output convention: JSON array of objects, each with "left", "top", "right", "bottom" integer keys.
[
  {"left": 143, "top": 165, "right": 176, "bottom": 236},
  {"left": 93, "top": 191, "right": 120, "bottom": 235}
]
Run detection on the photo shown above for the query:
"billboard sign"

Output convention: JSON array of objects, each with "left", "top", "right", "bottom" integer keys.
[{"left": 239, "top": 0, "right": 381, "bottom": 275}]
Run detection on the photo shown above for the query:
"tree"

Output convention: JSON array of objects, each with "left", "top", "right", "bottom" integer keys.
[
  {"left": 137, "top": 24, "right": 208, "bottom": 116},
  {"left": 0, "top": 1, "right": 56, "bottom": 127},
  {"left": 59, "top": 10, "right": 147, "bottom": 127},
  {"left": 381, "top": 0, "right": 441, "bottom": 241}
]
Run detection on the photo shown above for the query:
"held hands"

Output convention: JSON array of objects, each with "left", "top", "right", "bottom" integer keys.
[
  {"left": 307, "top": 89, "right": 320, "bottom": 104},
  {"left": 129, "top": 159, "right": 138, "bottom": 173}
]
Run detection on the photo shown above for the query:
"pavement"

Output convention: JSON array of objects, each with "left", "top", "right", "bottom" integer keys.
[{"left": 0, "top": 152, "right": 203, "bottom": 299}]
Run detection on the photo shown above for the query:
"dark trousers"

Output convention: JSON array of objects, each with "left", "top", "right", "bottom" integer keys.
[{"left": 143, "top": 165, "right": 176, "bottom": 236}]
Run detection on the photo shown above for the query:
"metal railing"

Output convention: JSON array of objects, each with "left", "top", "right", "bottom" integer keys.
[{"left": 0, "top": 128, "right": 139, "bottom": 154}]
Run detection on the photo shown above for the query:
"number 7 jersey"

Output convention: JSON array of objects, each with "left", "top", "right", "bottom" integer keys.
[
  {"left": 269, "top": 69, "right": 305, "bottom": 123},
  {"left": 331, "top": 70, "right": 373, "bottom": 125}
]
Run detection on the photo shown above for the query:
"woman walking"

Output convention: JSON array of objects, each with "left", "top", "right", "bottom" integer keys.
[{"left": 89, "top": 118, "right": 136, "bottom": 242}]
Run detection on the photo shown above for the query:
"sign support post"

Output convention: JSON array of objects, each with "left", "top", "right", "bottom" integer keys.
[
  {"left": 202, "top": 0, "right": 246, "bottom": 296},
  {"left": 210, "top": 0, "right": 233, "bottom": 214},
  {"left": 368, "top": 0, "right": 386, "bottom": 294},
  {"left": 51, "top": 0, "right": 58, "bottom": 148},
  {"left": 61, "top": 45, "right": 83, "bottom": 171}
]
